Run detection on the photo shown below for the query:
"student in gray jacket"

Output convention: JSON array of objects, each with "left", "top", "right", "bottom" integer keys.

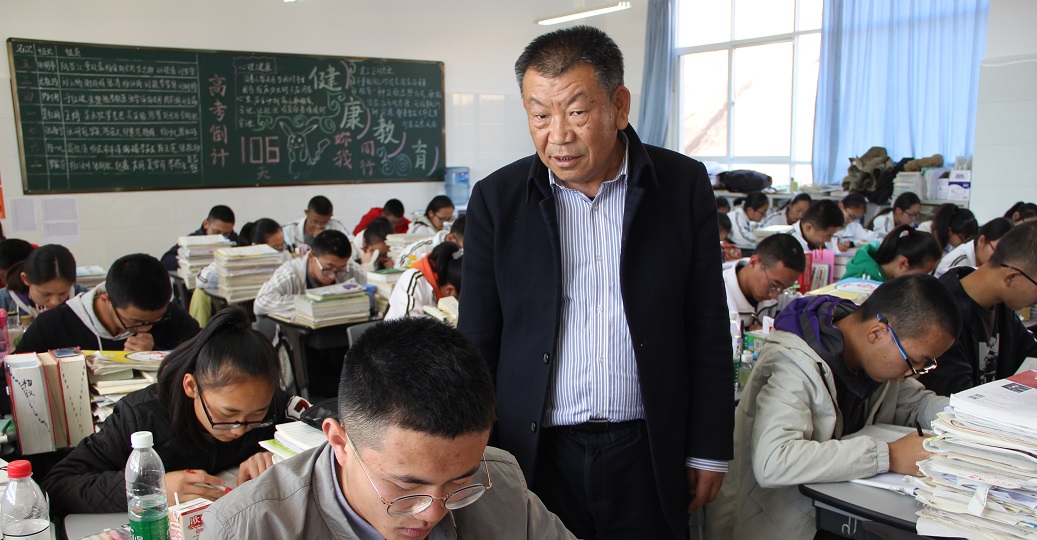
[{"left": 202, "top": 317, "right": 574, "bottom": 540}]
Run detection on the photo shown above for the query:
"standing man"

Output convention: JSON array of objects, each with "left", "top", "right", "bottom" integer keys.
[{"left": 459, "top": 26, "right": 734, "bottom": 539}]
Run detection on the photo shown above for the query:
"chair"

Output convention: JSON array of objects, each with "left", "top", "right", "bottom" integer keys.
[{"left": 347, "top": 320, "right": 380, "bottom": 348}]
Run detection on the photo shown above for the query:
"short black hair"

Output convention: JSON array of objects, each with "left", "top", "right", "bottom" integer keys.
[
  {"left": 429, "top": 241, "right": 462, "bottom": 292},
  {"left": 990, "top": 221, "right": 1037, "bottom": 274},
  {"left": 842, "top": 192, "right": 867, "bottom": 210},
  {"left": 338, "top": 317, "right": 496, "bottom": 449},
  {"left": 106, "top": 253, "right": 171, "bottom": 311},
  {"left": 307, "top": 196, "right": 334, "bottom": 216},
  {"left": 514, "top": 25, "right": 624, "bottom": 96},
  {"left": 448, "top": 214, "right": 466, "bottom": 241},
  {"left": 790, "top": 193, "right": 813, "bottom": 206},
  {"left": 382, "top": 199, "right": 405, "bottom": 218},
  {"left": 756, "top": 234, "right": 806, "bottom": 273},
  {"left": 207, "top": 205, "right": 235, "bottom": 224},
  {"left": 238, "top": 218, "right": 282, "bottom": 247},
  {"left": 1003, "top": 201, "right": 1037, "bottom": 221},
  {"left": 0, "top": 239, "right": 35, "bottom": 270},
  {"left": 978, "top": 217, "right": 1014, "bottom": 243},
  {"left": 5, "top": 244, "right": 78, "bottom": 295},
  {"left": 802, "top": 200, "right": 845, "bottom": 230},
  {"left": 311, "top": 230, "right": 352, "bottom": 260},
  {"left": 858, "top": 274, "right": 961, "bottom": 340},
  {"left": 893, "top": 192, "right": 921, "bottom": 211},
  {"left": 363, "top": 217, "right": 394, "bottom": 246},
  {"left": 742, "top": 191, "right": 770, "bottom": 212},
  {"left": 874, "top": 225, "right": 942, "bottom": 268},
  {"left": 717, "top": 213, "right": 733, "bottom": 233},
  {"left": 425, "top": 195, "right": 454, "bottom": 218},
  {"left": 715, "top": 196, "right": 731, "bottom": 211}
]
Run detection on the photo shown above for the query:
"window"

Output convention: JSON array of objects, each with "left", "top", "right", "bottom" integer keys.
[{"left": 676, "top": 0, "right": 822, "bottom": 185}]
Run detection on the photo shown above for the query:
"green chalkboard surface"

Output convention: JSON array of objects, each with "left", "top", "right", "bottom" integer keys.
[{"left": 7, "top": 38, "right": 445, "bottom": 193}]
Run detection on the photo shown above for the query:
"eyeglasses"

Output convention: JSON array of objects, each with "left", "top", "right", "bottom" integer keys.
[
  {"left": 1001, "top": 263, "right": 1037, "bottom": 288},
  {"left": 901, "top": 209, "right": 920, "bottom": 220},
  {"left": 312, "top": 255, "right": 347, "bottom": 277},
  {"left": 876, "top": 313, "right": 937, "bottom": 377},
  {"left": 112, "top": 305, "right": 171, "bottom": 332},
  {"left": 762, "top": 265, "right": 795, "bottom": 295},
  {"left": 198, "top": 388, "right": 274, "bottom": 431},
  {"left": 348, "top": 437, "right": 492, "bottom": 517}
]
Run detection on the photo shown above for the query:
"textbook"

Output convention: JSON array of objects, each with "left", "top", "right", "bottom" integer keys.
[
  {"left": 274, "top": 421, "right": 325, "bottom": 452},
  {"left": 85, "top": 350, "right": 168, "bottom": 374},
  {"left": 52, "top": 349, "right": 94, "bottom": 446},
  {"left": 213, "top": 244, "right": 283, "bottom": 303},
  {"left": 4, "top": 353, "right": 56, "bottom": 455},
  {"left": 36, "top": 352, "right": 69, "bottom": 449}
]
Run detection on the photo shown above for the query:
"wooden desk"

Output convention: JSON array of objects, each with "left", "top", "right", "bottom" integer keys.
[
  {"left": 800, "top": 482, "right": 929, "bottom": 539},
  {"left": 262, "top": 315, "right": 374, "bottom": 398}
]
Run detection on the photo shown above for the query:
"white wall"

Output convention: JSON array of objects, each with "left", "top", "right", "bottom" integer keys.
[
  {"left": 969, "top": 0, "right": 1037, "bottom": 222},
  {"left": 0, "top": 0, "right": 647, "bottom": 266}
]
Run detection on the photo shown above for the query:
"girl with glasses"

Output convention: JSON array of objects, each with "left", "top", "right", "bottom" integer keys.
[{"left": 408, "top": 195, "right": 455, "bottom": 235}]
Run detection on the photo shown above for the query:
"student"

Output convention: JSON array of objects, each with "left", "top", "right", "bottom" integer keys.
[
  {"left": 727, "top": 191, "right": 769, "bottom": 248},
  {"left": 842, "top": 225, "right": 942, "bottom": 282},
  {"left": 160, "top": 205, "right": 237, "bottom": 271},
  {"left": 384, "top": 242, "right": 461, "bottom": 320},
  {"left": 200, "top": 317, "right": 573, "bottom": 539},
  {"left": 407, "top": 195, "right": 455, "bottom": 235},
  {"left": 759, "top": 193, "right": 811, "bottom": 228},
  {"left": 253, "top": 230, "right": 365, "bottom": 317},
  {"left": 832, "top": 192, "right": 878, "bottom": 250},
  {"left": 789, "top": 199, "right": 844, "bottom": 251},
  {"left": 869, "top": 192, "right": 921, "bottom": 236},
  {"left": 935, "top": 217, "right": 1013, "bottom": 278},
  {"left": 723, "top": 234, "right": 805, "bottom": 331},
  {"left": 0, "top": 244, "right": 88, "bottom": 321},
  {"left": 281, "top": 196, "right": 353, "bottom": 251},
  {"left": 357, "top": 217, "right": 396, "bottom": 270},
  {"left": 925, "top": 204, "right": 978, "bottom": 252},
  {"left": 352, "top": 198, "right": 410, "bottom": 235},
  {"left": 716, "top": 195, "right": 732, "bottom": 214},
  {"left": 0, "top": 238, "right": 35, "bottom": 287},
  {"left": 396, "top": 214, "right": 466, "bottom": 268},
  {"left": 1004, "top": 201, "right": 1037, "bottom": 224},
  {"left": 718, "top": 213, "right": 742, "bottom": 262},
  {"left": 918, "top": 222, "right": 1037, "bottom": 396},
  {"left": 706, "top": 275, "right": 961, "bottom": 540},
  {"left": 42, "top": 307, "right": 286, "bottom": 516},
  {"left": 14, "top": 253, "right": 200, "bottom": 354}
]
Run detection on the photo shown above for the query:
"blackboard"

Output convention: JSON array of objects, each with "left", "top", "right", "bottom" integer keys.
[{"left": 7, "top": 38, "right": 445, "bottom": 194}]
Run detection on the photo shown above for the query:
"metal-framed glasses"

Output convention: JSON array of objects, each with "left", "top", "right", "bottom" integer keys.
[
  {"left": 876, "top": 314, "right": 937, "bottom": 377},
  {"left": 198, "top": 389, "right": 274, "bottom": 431},
  {"left": 312, "top": 255, "right": 347, "bottom": 277},
  {"left": 762, "top": 265, "right": 795, "bottom": 295},
  {"left": 112, "top": 305, "right": 170, "bottom": 332},
  {"left": 347, "top": 437, "right": 492, "bottom": 517},
  {"left": 1001, "top": 263, "right": 1037, "bottom": 288}
]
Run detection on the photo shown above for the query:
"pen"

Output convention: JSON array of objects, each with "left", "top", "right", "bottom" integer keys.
[{"left": 915, "top": 420, "right": 925, "bottom": 437}]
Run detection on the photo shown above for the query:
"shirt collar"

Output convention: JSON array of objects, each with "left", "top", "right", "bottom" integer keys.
[
  {"left": 547, "top": 131, "right": 629, "bottom": 195},
  {"left": 329, "top": 448, "right": 384, "bottom": 540}
]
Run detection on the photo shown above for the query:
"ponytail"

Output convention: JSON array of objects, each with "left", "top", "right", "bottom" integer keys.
[
  {"left": 428, "top": 242, "right": 462, "bottom": 293},
  {"left": 874, "top": 225, "right": 942, "bottom": 268},
  {"left": 931, "top": 204, "right": 977, "bottom": 250},
  {"left": 237, "top": 218, "right": 281, "bottom": 247}
]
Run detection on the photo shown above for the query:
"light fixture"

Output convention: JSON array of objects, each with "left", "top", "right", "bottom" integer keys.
[{"left": 536, "top": 2, "right": 632, "bottom": 26}]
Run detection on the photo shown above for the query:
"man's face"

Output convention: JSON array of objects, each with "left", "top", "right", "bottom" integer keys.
[
  {"left": 326, "top": 421, "right": 491, "bottom": 540},
  {"left": 522, "top": 64, "right": 631, "bottom": 190},
  {"left": 304, "top": 210, "right": 333, "bottom": 239},
  {"left": 744, "top": 258, "right": 801, "bottom": 303},
  {"left": 859, "top": 322, "right": 954, "bottom": 383},
  {"left": 203, "top": 219, "right": 234, "bottom": 237}
]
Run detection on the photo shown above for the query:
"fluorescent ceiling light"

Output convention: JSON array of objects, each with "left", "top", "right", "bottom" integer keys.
[{"left": 536, "top": 2, "right": 632, "bottom": 26}]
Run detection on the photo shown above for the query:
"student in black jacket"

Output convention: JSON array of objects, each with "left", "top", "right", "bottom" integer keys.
[
  {"left": 919, "top": 221, "right": 1037, "bottom": 396},
  {"left": 42, "top": 306, "right": 286, "bottom": 516},
  {"left": 160, "top": 205, "right": 237, "bottom": 271}
]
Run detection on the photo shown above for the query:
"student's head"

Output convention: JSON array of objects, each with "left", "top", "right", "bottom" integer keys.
[
  {"left": 930, "top": 205, "right": 977, "bottom": 251},
  {"left": 974, "top": 218, "right": 1014, "bottom": 267},
  {"left": 6, "top": 244, "right": 78, "bottom": 312},
  {"left": 308, "top": 230, "right": 353, "bottom": 286},
  {"left": 738, "top": 234, "right": 806, "bottom": 303},
  {"left": 362, "top": 217, "right": 395, "bottom": 259},
  {"left": 716, "top": 196, "right": 731, "bottom": 214},
  {"left": 103, "top": 254, "right": 171, "bottom": 333},
  {"left": 785, "top": 193, "right": 812, "bottom": 224},
  {"left": 741, "top": 192, "right": 770, "bottom": 222},
  {"left": 987, "top": 221, "right": 1037, "bottom": 310},
  {"left": 382, "top": 199, "right": 406, "bottom": 228},
  {"left": 158, "top": 306, "right": 280, "bottom": 445},
  {"left": 304, "top": 196, "right": 335, "bottom": 239},
  {"left": 424, "top": 196, "right": 455, "bottom": 232},
  {"left": 203, "top": 205, "right": 236, "bottom": 237},
  {"left": 891, "top": 192, "right": 922, "bottom": 227},
  {"left": 800, "top": 200, "right": 844, "bottom": 249},
  {"left": 444, "top": 215, "right": 466, "bottom": 248},
  {"left": 323, "top": 318, "right": 496, "bottom": 538},
  {"left": 844, "top": 275, "right": 960, "bottom": 382},
  {"left": 514, "top": 26, "right": 630, "bottom": 191},
  {"left": 428, "top": 242, "right": 463, "bottom": 299},
  {"left": 840, "top": 193, "right": 868, "bottom": 224},
  {"left": 0, "top": 239, "right": 35, "bottom": 283},
  {"left": 718, "top": 213, "right": 733, "bottom": 242},
  {"left": 238, "top": 218, "right": 285, "bottom": 252},
  {"left": 1004, "top": 201, "right": 1037, "bottom": 224},
  {"left": 873, "top": 226, "right": 942, "bottom": 279}
]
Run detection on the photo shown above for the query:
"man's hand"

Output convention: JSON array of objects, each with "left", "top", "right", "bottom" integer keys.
[
  {"left": 687, "top": 467, "right": 725, "bottom": 513},
  {"left": 888, "top": 433, "right": 930, "bottom": 475},
  {"left": 125, "top": 332, "right": 155, "bottom": 351}
]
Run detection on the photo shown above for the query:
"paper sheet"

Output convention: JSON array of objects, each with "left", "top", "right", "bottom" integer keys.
[{"left": 41, "top": 197, "right": 79, "bottom": 244}]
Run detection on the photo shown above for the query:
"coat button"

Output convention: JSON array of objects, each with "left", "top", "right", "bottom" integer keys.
[
  {"left": 530, "top": 422, "right": 537, "bottom": 432},
  {"left": 542, "top": 353, "right": 550, "bottom": 364}
]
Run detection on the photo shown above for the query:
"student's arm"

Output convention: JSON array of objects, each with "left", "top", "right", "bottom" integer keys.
[
  {"left": 253, "top": 266, "right": 301, "bottom": 316},
  {"left": 160, "top": 244, "right": 180, "bottom": 272},
  {"left": 151, "top": 303, "right": 201, "bottom": 350},
  {"left": 384, "top": 271, "right": 425, "bottom": 321},
  {"left": 890, "top": 379, "right": 950, "bottom": 428},
  {"left": 917, "top": 337, "right": 975, "bottom": 396}
]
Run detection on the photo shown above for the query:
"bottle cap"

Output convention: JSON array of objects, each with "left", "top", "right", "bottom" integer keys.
[
  {"left": 6, "top": 460, "right": 32, "bottom": 479},
  {"left": 130, "top": 431, "right": 154, "bottom": 449}
]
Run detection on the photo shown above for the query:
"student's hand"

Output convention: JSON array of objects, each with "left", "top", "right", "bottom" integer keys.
[
  {"left": 124, "top": 332, "right": 155, "bottom": 351},
  {"left": 687, "top": 467, "right": 725, "bottom": 513},
  {"left": 237, "top": 452, "right": 276, "bottom": 485},
  {"left": 378, "top": 256, "right": 395, "bottom": 269},
  {"left": 838, "top": 241, "right": 853, "bottom": 251},
  {"left": 888, "top": 433, "right": 930, "bottom": 475},
  {"left": 165, "top": 469, "right": 228, "bottom": 505}
]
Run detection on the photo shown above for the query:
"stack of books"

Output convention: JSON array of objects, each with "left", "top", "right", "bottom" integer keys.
[
  {"left": 912, "top": 371, "right": 1037, "bottom": 538},
  {"left": 892, "top": 171, "right": 923, "bottom": 200},
  {"left": 386, "top": 233, "right": 433, "bottom": 268},
  {"left": 259, "top": 421, "right": 326, "bottom": 463},
  {"left": 3, "top": 348, "right": 95, "bottom": 454},
  {"left": 366, "top": 268, "right": 404, "bottom": 314},
  {"left": 177, "top": 235, "right": 234, "bottom": 289},
  {"left": 293, "top": 283, "right": 370, "bottom": 328},
  {"left": 85, "top": 350, "right": 168, "bottom": 423},
  {"left": 75, "top": 265, "right": 107, "bottom": 289},
  {"left": 213, "top": 244, "right": 284, "bottom": 303}
]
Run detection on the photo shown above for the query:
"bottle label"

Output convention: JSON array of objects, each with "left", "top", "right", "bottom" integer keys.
[{"left": 129, "top": 510, "right": 169, "bottom": 540}]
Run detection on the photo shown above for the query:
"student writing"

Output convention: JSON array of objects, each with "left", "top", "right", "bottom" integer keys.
[
  {"left": 842, "top": 225, "right": 942, "bottom": 282},
  {"left": 407, "top": 195, "right": 455, "bottom": 236},
  {"left": 759, "top": 192, "right": 811, "bottom": 228},
  {"left": 727, "top": 191, "right": 769, "bottom": 248},
  {"left": 870, "top": 192, "right": 921, "bottom": 236}
]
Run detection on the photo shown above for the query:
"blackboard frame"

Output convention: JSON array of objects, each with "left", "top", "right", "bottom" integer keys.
[{"left": 7, "top": 38, "right": 446, "bottom": 194}]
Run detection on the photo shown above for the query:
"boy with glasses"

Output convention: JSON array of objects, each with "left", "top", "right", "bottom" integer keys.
[
  {"left": 254, "top": 230, "right": 365, "bottom": 318},
  {"left": 723, "top": 233, "right": 806, "bottom": 331},
  {"left": 281, "top": 195, "right": 355, "bottom": 254},
  {"left": 201, "top": 318, "right": 574, "bottom": 539},
  {"left": 919, "top": 221, "right": 1037, "bottom": 396},
  {"left": 706, "top": 275, "right": 961, "bottom": 540}
]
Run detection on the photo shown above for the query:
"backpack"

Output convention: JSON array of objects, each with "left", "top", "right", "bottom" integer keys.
[{"left": 718, "top": 169, "right": 773, "bottom": 193}]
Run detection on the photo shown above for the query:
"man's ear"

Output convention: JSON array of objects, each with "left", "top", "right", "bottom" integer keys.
[
  {"left": 612, "top": 86, "right": 631, "bottom": 131},
  {"left": 323, "top": 418, "right": 350, "bottom": 467}
]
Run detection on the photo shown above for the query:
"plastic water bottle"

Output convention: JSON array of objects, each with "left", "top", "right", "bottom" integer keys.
[
  {"left": 125, "top": 431, "right": 169, "bottom": 540},
  {"left": 1, "top": 460, "right": 50, "bottom": 540}
]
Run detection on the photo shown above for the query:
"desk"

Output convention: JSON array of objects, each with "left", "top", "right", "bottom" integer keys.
[
  {"left": 263, "top": 315, "right": 372, "bottom": 398},
  {"left": 200, "top": 287, "right": 255, "bottom": 323},
  {"left": 65, "top": 513, "right": 126, "bottom": 540},
  {"left": 800, "top": 482, "right": 928, "bottom": 539}
]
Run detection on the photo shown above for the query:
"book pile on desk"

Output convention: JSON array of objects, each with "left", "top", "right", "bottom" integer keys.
[
  {"left": 293, "top": 282, "right": 370, "bottom": 328},
  {"left": 3, "top": 349, "right": 95, "bottom": 454},
  {"left": 366, "top": 268, "right": 404, "bottom": 314},
  {"left": 422, "top": 296, "right": 459, "bottom": 326},
  {"left": 177, "top": 234, "right": 234, "bottom": 288},
  {"left": 259, "top": 421, "right": 326, "bottom": 463},
  {"left": 214, "top": 244, "right": 284, "bottom": 302},
  {"left": 386, "top": 233, "right": 433, "bottom": 268},
  {"left": 911, "top": 371, "right": 1037, "bottom": 539},
  {"left": 75, "top": 265, "right": 107, "bottom": 289},
  {"left": 84, "top": 350, "right": 168, "bottom": 424}
]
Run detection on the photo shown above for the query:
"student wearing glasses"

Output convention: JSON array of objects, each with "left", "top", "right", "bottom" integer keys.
[
  {"left": 723, "top": 234, "right": 806, "bottom": 332},
  {"left": 842, "top": 225, "right": 943, "bottom": 282},
  {"left": 869, "top": 192, "right": 922, "bottom": 236},
  {"left": 200, "top": 317, "right": 573, "bottom": 539},
  {"left": 253, "top": 230, "right": 365, "bottom": 318},
  {"left": 13, "top": 253, "right": 200, "bottom": 355},
  {"left": 42, "top": 307, "right": 285, "bottom": 516},
  {"left": 706, "top": 275, "right": 961, "bottom": 540},
  {"left": 407, "top": 195, "right": 455, "bottom": 236},
  {"left": 281, "top": 195, "right": 355, "bottom": 253},
  {"left": 919, "top": 221, "right": 1037, "bottom": 396},
  {"left": 832, "top": 192, "right": 879, "bottom": 250}
]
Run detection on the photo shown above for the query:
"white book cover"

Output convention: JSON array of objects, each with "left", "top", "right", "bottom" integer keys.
[
  {"left": 4, "top": 353, "right": 56, "bottom": 455},
  {"left": 36, "top": 353, "right": 69, "bottom": 449},
  {"left": 56, "top": 352, "right": 95, "bottom": 446},
  {"left": 274, "top": 421, "right": 325, "bottom": 450},
  {"left": 949, "top": 370, "right": 1037, "bottom": 432}
]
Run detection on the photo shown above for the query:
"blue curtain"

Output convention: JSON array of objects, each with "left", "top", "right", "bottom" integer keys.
[
  {"left": 813, "top": 0, "right": 989, "bottom": 185},
  {"left": 638, "top": 0, "right": 674, "bottom": 147}
]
